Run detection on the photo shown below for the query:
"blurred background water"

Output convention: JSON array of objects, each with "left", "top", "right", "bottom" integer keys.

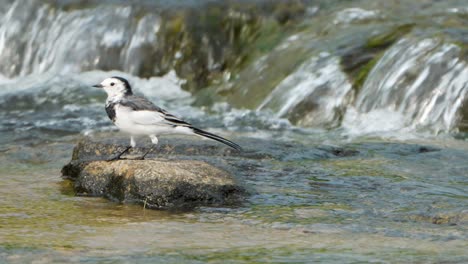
[{"left": 0, "top": 0, "right": 467, "bottom": 263}]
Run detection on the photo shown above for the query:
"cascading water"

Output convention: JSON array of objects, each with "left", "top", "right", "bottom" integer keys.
[
  {"left": 253, "top": 36, "right": 467, "bottom": 135},
  {"left": 257, "top": 53, "right": 352, "bottom": 128},
  {"left": 0, "top": 0, "right": 467, "bottom": 137},
  {"left": 0, "top": 1, "right": 162, "bottom": 78},
  {"left": 342, "top": 38, "right": 468, "bottom": 135}
]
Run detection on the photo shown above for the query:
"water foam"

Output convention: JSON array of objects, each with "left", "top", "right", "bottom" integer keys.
[
  {"left": 258, "top": 53, "right": 352, "bottom": 128},
  {"left": 0, "top": 1, "right": 162, "bottom": 77},
  {"left": 348, "top": 38, "right": 468, "bottom": 135}
]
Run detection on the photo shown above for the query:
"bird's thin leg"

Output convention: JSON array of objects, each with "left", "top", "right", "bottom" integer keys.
[
  {"left": 141, "top": 135, "right": 158, "bottom": 160},
  {"left": 107, "top": 136, "right": 135, "bottom": 161},
  {"left": 140, "top": 147, "right": 153, "bottom": 160},
  {"left": 107, "top": 146, "right": 131, "bottom": 161},
  {"left": 130, "top": 136, "right": 136, "bottom": 148}
]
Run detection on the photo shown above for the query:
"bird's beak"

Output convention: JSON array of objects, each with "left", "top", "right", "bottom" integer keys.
[{"left": 92, "top": 84, "right": 103, "bottom": 88}]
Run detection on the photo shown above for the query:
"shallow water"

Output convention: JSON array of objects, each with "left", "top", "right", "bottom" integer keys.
[{"left": 1, "top": 129, "right": 467, "bottom": 262}]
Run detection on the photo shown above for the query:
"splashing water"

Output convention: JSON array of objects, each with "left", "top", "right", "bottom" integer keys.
[
  {"left": 0, "top": 1, "right": 161, "bottom": 77},
  {"left": 1, "top": 0, "right": 467, "bottom": 137},
  {"left": 258, "top": 53, "right": 352, "bottom": 128},
  {"left": 345, "top": 38, "right": 468, "bottom": 135}
]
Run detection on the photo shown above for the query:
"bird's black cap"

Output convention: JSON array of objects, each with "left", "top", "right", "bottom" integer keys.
[
  {"left": 112, "top": 76, "right": 131, "bottom": 89},
  {"left": 112, "top": 76, "right": 133, "bottom": 95}
]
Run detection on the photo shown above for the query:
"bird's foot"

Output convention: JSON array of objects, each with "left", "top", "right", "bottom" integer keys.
[
  {"left": 114, "top": 154, "right": 150, "bottom": 160},
  {"left": 106, "top": 146, "right": 132, "bottom": 162},
  {"left": 106, "top": 156, "right": 122, "bottom": 161},
  {"left": 129, "top": 156, "right": 145, "bottom": 160},
  {"left": 140, "top": 147, "right": 155, "bottom": 160},
  {"left": 106, "top": 146, "right": 155, "bottom": 161}
]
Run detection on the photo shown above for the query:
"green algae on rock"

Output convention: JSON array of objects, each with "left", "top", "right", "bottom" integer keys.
[{"left": 340, "top": 24, "right": 414, "bottom": 92}]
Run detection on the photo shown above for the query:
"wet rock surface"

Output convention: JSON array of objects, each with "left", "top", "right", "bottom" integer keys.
[
  {"left": 62, "top": 138, "right": 248, "bottom": 209},
  {"left": 62, "top": 159, "right": 243, "bottom": 209},
  {"left": 61, "top": 136, "right": 364, "bottom": 209}
]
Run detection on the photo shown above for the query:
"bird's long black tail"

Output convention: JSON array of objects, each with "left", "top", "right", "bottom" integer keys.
[{"left": 192, "top": 127, "right": 242, "bottom": 151}]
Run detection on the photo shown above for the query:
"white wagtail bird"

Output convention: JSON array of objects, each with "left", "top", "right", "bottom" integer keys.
[{"left": 93, "top": 76, "right": 242, "bottom": 160}]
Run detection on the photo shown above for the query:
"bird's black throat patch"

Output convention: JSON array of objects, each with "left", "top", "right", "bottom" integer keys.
[{"left": 105, "top": 102, "right": 117, "bottom": 122}]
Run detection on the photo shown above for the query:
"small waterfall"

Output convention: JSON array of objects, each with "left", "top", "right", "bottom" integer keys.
[
  {"left": 344, "top": 38, "right": 468, "bottom": 134},
  {"left": 1, "top": 0, "right": 467, "bottom": 135},
  {"left": 257, "top": 53, "right": 352, "bottom": 127},
  {"left": 256, "top": 36, "right": 467, "bottom": 133},
  {"left": 0, "top": 1, "right": 161, "bottom": 78}
]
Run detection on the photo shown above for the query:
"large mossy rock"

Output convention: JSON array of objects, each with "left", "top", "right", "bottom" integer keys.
[{"left": 61, "top": 138, "right": 245, "bottom": 209}]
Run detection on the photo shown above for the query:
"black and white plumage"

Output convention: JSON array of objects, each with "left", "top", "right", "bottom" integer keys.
[{"left": 93, "top": 76, "right": 242, "bottom": 159}]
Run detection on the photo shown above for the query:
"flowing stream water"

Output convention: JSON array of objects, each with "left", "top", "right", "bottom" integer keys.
[{"left": 1, "top": 0, "right": 467, "bottom": 263}]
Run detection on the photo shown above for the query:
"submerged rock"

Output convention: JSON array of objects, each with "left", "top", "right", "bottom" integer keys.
[{"left": 62, "top": 138, "right": 245, "bottom": 209}]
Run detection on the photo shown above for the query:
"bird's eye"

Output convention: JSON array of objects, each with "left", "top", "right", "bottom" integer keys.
[{"left": 110, "top": 82, "right": 115, "bottom": 86}]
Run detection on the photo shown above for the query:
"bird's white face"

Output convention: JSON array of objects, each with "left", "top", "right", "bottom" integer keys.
[{"left": 94, "top": 77, "right": 131, "bottom": 98}]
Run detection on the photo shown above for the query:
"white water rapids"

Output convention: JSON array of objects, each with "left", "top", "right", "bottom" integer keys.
[{"left": 0, "top": 0, "right": 467, "bottom": 137}]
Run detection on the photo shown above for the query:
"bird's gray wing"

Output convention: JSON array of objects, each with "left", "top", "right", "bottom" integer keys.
[
  {"left": 119, "top": 96, "right": 241, "bottom": 151},
  {"left": 120, "top": 95, "right": 164, "bottom": 112},
  {"left": 120, "top": 95, "right": 192, "bottom": 127}
]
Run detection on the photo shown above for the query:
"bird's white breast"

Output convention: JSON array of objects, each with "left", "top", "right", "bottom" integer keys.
[
  {"left": 113, "top": 105, "right": 191, "bottom": 136},
  {"left": 113, "top": 105, "right": 138, "bottom": 133}
]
